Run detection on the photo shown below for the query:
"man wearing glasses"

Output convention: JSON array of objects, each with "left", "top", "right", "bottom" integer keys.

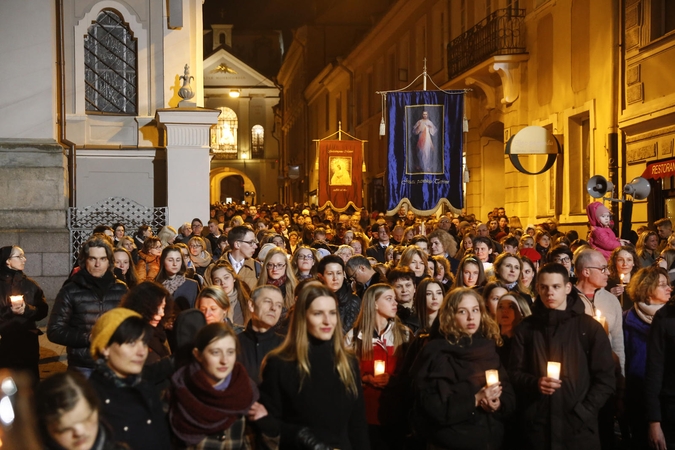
[
  {"left": 225, "top": 225, "right": 261, "bottom": 291},
  {"left": 574, "top": 248, "right": 625, "bottom": 450}
]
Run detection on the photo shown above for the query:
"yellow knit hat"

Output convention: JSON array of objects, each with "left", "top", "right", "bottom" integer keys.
[{"left": 90, "top": 308, "right": 142, "bottom": 359}]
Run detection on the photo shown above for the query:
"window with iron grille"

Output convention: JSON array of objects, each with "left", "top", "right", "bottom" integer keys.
[
  {"left": 84, "top": 10, "right": 137, "bottom": 114},
  {"left": 211, "top": 107, "right": 239, "bottom": 159},
  {"left": 251, "top": 125, "right": 264, "bottom": 158}
]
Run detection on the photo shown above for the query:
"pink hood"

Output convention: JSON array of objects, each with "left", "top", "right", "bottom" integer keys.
[{"left": 587, "top": 201, "right": 613, "bottom": 228}]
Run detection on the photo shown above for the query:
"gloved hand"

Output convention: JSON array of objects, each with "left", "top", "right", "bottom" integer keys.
[{"left": 296, "top": 427, "right": 332, "bottom": 450}]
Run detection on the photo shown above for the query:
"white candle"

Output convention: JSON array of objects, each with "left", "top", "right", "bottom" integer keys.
[
  {"left": 485, "top": 369, "right": 499, "bottom": 386},
  {"left": 547, "top": 361, "right": 561, "bottom": 380},
  {"left": 374, "top": 360, "right": 386, "bottom": 376},
  {"left": 619, "top": 273, "right": 625, "bottom": 285},
  {"left": 9, "top": 295, "right": 23, "bottom": 306},
  {"left": 595, "top": 309, "right": 607, "bottom": 328}
]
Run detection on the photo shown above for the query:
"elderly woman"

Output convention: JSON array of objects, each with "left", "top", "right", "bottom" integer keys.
[
  {"left": 336, "top": 244, "right": 355, "bottom": 264},
  {"left": 0, "top": 245, "right": 49, "bottom": 382},
  {"left": 135, "top": 236, "right": 162, "bottom": 281},
  {"left": 157, "top": 225, "right": 178, "bottom": 249},
  {"left": 257, "top": 247, "right": 298, "bottom": 311},
  {"left": 625, "top": 267, "right": 672, "bottom": 449},
  {"left": 188, "top": 236, "right": 213, "bottom": 277}
]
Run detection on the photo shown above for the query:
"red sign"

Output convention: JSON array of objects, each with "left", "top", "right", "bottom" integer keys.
[
  {"left": 318, "top": 140, "right": 362, "bottom": 211},
  {"left": 642, "top": 158, "right": 675, "bottom": 180}
]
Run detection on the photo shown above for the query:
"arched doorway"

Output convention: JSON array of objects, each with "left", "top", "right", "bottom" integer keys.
[
  {"left": 210, "top": 167, "right": 256, "bottom": 205},
  {"left": 220, "top": 175, "right": 245, "bottom": 203}
]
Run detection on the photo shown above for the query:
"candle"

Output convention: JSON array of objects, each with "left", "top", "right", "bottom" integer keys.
[
  {"left": 595, "top": 309, "right": 607, "bottom": 329},
  {"left": 9, "top": 295, "right": 23, "bottom": 307},
  {"left": 547, "top": 361, "right": 561, "bottom": 380},
  {"left": 485, "top": 369, "right": 499, "bottom": 386},
  {"left": 374, "top": 360, "right": 386, "bottom": 376},
  {"left": 619, "top": 273, "right": 625, "bottom": 285}
]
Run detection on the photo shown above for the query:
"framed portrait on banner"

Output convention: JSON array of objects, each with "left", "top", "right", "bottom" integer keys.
[
  {"left": 329, "top": 157, "right": 352, "bottom": 186},
  {"left": 406, "top": 105, "right": 444, "bottom": 175}
]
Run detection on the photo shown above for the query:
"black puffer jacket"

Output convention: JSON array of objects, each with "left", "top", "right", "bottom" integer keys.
[
  {"left": 47, "top": 270, "right": 128, "bottom": 369},
  {"left": 335, "top": 280, "right": 361, "bottom": 333},
  {"left": 508, "top": 292, "right": 615, "bottom": 450}
]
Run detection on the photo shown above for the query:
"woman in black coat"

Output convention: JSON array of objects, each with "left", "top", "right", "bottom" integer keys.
[
  {"left": 411, "top": 287, "right": 515, "bottom": 450},
  {"left": 0, "top": 245, "right": 49, "bottom": 382},
  {"left": 88, "top": 308, "right": 171, "bottom": 450},
  {"left": 260, "top": 281, "right": 370, "bottom": 449}
]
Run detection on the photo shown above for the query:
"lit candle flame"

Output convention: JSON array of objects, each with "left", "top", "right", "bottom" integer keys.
[
  {"left": 547, "top": 361, "right": 561, "bottom": 380},
  {"left": 374, "top": 360, "right": 386, "bottom": 376},
  {"left": 485, "top": 369, "right": 499, "bottom": 386}
]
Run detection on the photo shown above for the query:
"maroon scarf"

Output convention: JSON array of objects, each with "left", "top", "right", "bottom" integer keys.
[
  {"left": 170, "top": 361, "right": 258, "bottom": 445},
  {"left": 268, "top": 275, "right": 287, "bottom": 288}
]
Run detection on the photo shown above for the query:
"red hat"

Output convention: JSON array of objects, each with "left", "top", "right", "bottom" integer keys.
[{"left": 519, "top": 247, "right": 541, "bottom": 262}]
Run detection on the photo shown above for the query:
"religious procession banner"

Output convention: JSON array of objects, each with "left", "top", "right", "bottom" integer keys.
[
  {"left": 318, "top": 139, "right": 363, "bottom": 211},
  {"left": 385, "top": 91, "right": 464, "bottom": 215}
]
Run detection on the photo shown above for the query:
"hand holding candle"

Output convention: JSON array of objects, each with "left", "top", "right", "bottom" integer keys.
[
  {"left": 374, "top": 360, "right": 386, "bottom": 376},
  {"left": 539, "top": 361, "right": 562, "bottom": 395},
  {"left": 9, "top": 295, "right": 25, "bottom": 314},
  {"left": 485, "top": 370, "right": 499, "bottom": 386}
]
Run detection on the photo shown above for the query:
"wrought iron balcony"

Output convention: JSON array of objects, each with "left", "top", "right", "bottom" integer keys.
[{"left": 448, "top": 8, "right": 526, "bottom": 80}]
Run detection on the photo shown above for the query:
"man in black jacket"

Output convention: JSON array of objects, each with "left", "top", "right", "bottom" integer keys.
[
  {"left": 47, "top": 235, "right": 128, "bottom": 377},
  {"left": 508, "top": 263, "right": 615, "bottom": 450},
  {"left": 238, "top": 285, "right": 284, "bottom": 384},
  {"left": 366, "top": 223, "right": 390, "bottom": 263}
]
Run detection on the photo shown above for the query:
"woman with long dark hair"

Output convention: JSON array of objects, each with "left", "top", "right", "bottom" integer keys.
[
  {"left": 156, "top": 245, "right": 199, "bottom": 311},
  {"left": 260, "top": 281, "right": 369, "bottom": 449}
]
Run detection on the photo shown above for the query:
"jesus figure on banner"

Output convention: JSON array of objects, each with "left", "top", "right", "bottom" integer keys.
[{"left": 412, "top": 111, "right": 438, "bottom": 173}]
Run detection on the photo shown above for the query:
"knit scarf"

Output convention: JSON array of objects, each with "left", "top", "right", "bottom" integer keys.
[
  {"left": 190, "top": 251, "right": 212, "bottom": 268},
  {"left": 227, "top": 288, "right": 240, "bottom": 324},
  {"left": 94, "top": 360, "right": 142, "bottom": 388},
  {"left": 634, "top": 301, "right": 665, "bottom": 325},
  {"left": 170, "top": 361, "right": 257, "bottom": 445},
  {"left": 163, "top": 275, "right": 186, "bottom": 295},
  {"left": 268, "top": 275, "right": 287, "bottom": 288}
]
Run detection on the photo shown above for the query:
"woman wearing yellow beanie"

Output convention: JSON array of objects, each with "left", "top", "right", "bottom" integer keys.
[{"left": 88, "top": 308, "right": 171, "bottom": 449}]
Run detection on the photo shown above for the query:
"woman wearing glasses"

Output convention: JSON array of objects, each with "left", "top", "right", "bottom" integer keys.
[
  {"left": 188, "top": 236, "right": 213, "bottom": 277},
  {"left": 0, "top": 245, "right": 49, "bottom": 383},
  {"left": 258, "top": 247, "right": 298, "bottom": 312},
  {"left": 135, "top": 236, "right": 162, "bottom": 281},
  {"left": 624, "top": 267, "right": 672, "bottom": 449},
  {"left": 291, "top": 246, "right": 319, "bottom": 280}
]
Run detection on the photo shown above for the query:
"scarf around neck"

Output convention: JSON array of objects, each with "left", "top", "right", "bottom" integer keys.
[
  {"left": 163, "top": 274, "right": 186, "bottom": 294},
  {"left": 634, "top": 301, "right": 665, "bottom": 325},
  {"left": 190, "top": 251, "right": 212, "bottom": 268},
  {"left": 170, "top": 361, "right": 257, "bottom": 445},
  {"left": 268, "top": 274, "right": 287, "bottom": 288}
]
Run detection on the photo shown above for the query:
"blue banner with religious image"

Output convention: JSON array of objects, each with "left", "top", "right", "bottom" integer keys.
[{"left": 385, "top": 91, "right": 464, "bottom": 215}]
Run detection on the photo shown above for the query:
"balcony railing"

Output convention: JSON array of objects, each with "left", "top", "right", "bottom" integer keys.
[{"left": 448, "top": 8, "right": 526, "bottom": 79}]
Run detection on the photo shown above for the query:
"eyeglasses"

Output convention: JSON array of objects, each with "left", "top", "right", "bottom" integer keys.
[
  {"left": 9, "top": 255, "right": 26, "bottom": 260},
  {"left": 297, "top": 254, "right": 314, "bottom": 260},
  {"left": 554, "top": 256, "right": 571, "bottom": 264},
  {"left": 189, "top": 244, "right": 203, "bottom": 249},
  {"left": 267, "top": 263, "right": 286, "bottom": 270},
  {"left": 237, "top": 239, "right": 259, "bottom": 246},
  {"left": 586, "top": 266, "right": 609, "bottom": 274}
]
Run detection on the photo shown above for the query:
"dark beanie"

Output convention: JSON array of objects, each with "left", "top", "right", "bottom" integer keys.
[{"left": 0, "top": 246, "right": 13, "bottom": 266}]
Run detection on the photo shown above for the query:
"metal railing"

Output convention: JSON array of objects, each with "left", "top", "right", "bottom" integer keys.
[{"left": 448, "top": 8, "right": 526, "bottom": 79}]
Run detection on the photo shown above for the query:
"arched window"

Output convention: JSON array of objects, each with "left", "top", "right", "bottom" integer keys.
[
  {"left": 251, "top": 125, "right": 264, "bottom": 158},
  {"left": 211, "top": 107, "right": 238, "bottom": 159},
  {"left": 84, "top": 10, "right": 137, "bottom": 114}
]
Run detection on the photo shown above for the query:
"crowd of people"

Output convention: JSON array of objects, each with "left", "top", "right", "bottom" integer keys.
[{"left": 2, "top": 201, "right": 675, "bottom": 449}]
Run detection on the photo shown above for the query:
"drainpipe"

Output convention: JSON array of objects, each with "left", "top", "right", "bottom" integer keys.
[
  {"left": 56, "top": 0, "right": 77, "bottom": 207},
  {"left": 609, "top": 0, "right": 622, "bottom": 231}
]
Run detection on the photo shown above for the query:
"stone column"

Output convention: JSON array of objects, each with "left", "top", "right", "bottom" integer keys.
[{"left": 156, "top": 108, "right": 220, "bottom": 226}]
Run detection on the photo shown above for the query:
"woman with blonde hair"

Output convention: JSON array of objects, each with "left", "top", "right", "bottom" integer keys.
[
  {"left": 260, "top": 281, "right": 369, "bottom": 449},
  {"left": 345, "top": 283, "right": 412, "bottom": 448},
  {"left": 195, "top": 285, "right": 246, "bottom": 333},
  {"left": 257, "top": 246, "right": 298, "bottom": 310},
  {"left": 399, "top": 245, "right": 429, "bottom": 284},
  {"left": 157, "top": 225, "right": 177, "bottom": 249},
  {"left": 411, "top": 288, "right": 515, "bottom": 449},
  {"left": 636, "top": 230, "right": 659, "bottom": 268},
  {"left": 187, "top": 236, "right": 213, "bottom": 277},
  {"left": 350, "top": 232, "right": 370, "bottom": 256},
  {"left": 204, "top": 260, "right": 251, "bottom": 328}
]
